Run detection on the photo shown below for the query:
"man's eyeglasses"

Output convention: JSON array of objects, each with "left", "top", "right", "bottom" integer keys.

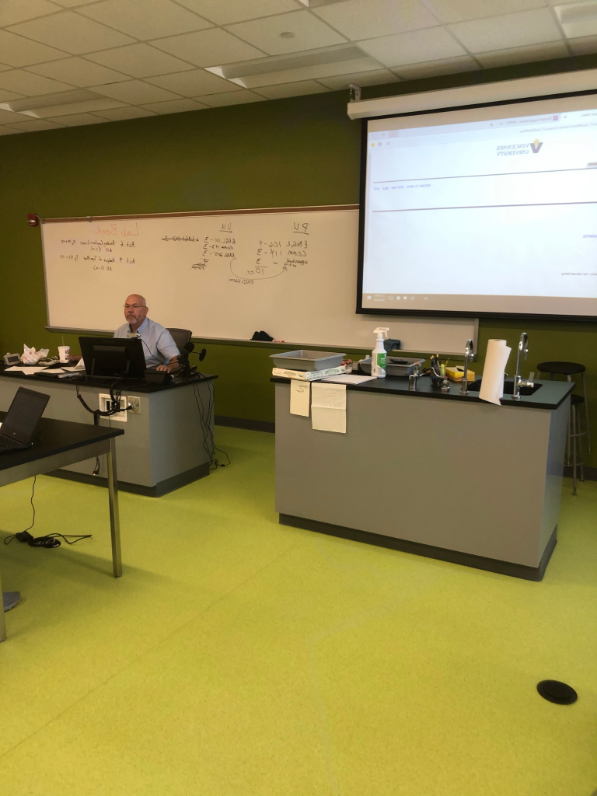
[{"left": 124, "top": 304, "right": 145, "bottom": 309}]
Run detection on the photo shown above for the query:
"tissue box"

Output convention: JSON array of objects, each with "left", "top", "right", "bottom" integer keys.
[{"left": 446, "top": 366, "right": 475, "bottom": 382}]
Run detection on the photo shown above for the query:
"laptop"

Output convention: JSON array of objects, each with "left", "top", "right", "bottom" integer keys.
[{"left": 0, "top": 387, "right": 50, "bottom": 453}]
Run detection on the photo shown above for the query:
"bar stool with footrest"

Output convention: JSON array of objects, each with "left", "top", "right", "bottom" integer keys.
[
  {"left": 537, "top": 361, "right": 591, "bottom": 494},
  {"left": 570, "top": 394, "right": 589, "bottom": 496}
]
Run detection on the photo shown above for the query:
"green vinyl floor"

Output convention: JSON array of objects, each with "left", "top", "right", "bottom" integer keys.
[{"left": 0, "top": 426, "right": 596, "bottom": 796}]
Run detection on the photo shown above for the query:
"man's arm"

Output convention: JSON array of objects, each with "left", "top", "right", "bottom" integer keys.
[
  {"left": 155, "top": 327, "right": 180, "bottom": 372},
  {"left": 156, "top": 356, "right": 179, "bottom": 373}
]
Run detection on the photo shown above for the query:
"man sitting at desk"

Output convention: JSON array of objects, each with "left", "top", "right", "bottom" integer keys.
[{"left": 114, "top": 294, "right": 179, "bottom": 373}]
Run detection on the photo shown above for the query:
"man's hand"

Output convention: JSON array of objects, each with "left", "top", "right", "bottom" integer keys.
[{"left": 156, "top": 358, "right": 180, "bottom": 373}]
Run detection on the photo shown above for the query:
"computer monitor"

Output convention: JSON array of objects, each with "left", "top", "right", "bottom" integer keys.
[{"left": 79, "top": 337, "right": 146, "bottom": 379}]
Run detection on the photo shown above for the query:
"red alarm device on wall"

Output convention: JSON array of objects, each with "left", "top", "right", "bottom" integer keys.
[{"left": 27, "top": 214, "right": 39, "bottom": 227}]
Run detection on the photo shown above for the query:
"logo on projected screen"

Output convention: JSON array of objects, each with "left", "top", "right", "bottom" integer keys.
[{"left": 496, "top": 139, "right": 544, "bottom": 157}]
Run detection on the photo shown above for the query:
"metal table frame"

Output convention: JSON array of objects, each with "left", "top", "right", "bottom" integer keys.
[{"left": 0, "top": 436, "right": 121, "bottom": 642}]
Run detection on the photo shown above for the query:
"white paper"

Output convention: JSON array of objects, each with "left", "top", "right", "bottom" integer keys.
[
  {"left": 479, "top": 339, "right": 511, "bottom": 406},
  {"left": 311, "top": 383, "right": 347, "bottom": 433},
  {"left": 323, "top": 374, "right": 377, "bottom": 385},
  {"left": 6, "top": 366, "right": 49, "bottom": 374},
  {"left": 290, "top": 379, "right": 310, "bottom": 416}
]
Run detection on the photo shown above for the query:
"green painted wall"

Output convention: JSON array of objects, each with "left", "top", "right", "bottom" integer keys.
[{"left": 1, "top": 60, "right": 596, "bottom": 465}]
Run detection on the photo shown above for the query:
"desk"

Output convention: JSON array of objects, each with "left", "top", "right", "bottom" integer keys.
[
  {"left": 0, "top": 369, "right": 217, "bottom": 497},
  {"left": 0, "top": 414, "right": 124, "bottom": 641},
  {"left": 273, "top": 375, "right": 575, "bottom": 581}
]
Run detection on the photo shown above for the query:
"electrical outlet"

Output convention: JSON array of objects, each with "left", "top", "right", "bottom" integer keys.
[
  {"left": 99, "top": 393, "right": 128, "bottom": 422},
  {"left": 128, "top": 396, "right": 141, "bottom": 414}
]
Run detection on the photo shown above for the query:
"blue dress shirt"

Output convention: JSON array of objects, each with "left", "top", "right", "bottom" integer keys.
[{"left": 114, "top": 318, "right": 179, "bottom": 368}]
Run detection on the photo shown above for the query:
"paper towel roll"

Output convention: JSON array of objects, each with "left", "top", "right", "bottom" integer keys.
[{"left": 480, "top": 339, "right": 511, "bottom": 405}]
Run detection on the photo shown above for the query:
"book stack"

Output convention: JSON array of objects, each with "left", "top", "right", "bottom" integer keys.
[{"left": 272, "top": 365, "right": 349, "bottom": 381}]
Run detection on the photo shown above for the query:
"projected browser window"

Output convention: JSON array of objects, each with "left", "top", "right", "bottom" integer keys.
[{"left": 360, "top": 97, "right": 597, "bottom": 317}]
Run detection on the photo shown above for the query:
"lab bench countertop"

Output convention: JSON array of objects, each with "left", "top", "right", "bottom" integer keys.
[
  {"left": 0, "top": 365, "right": 217, "bottom": 394},
  {"left": 271, "top": 374, "right": 574, "bottom": 411}
]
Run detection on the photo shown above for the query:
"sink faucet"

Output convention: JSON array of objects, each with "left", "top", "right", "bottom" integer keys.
[
  {"left": 513, "top": 332, "right": 532, "bottom": 400},
  {"left": 461, "top": 338, "right": 474, "bottom": 395}
]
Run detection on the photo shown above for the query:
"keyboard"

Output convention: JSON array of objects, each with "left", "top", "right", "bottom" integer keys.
[{"left": 0, "top": 435, "right": 27, "bottom": 452}]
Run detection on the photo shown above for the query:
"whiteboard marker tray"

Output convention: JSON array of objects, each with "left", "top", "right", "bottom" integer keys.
[{"left": 270, "top": 350, "right": 345, "bottom": 371}]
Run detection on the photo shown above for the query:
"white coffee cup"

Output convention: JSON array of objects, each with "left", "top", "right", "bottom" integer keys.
[{"left": 58, "top": 345, "right": 70, "bottom": 363}]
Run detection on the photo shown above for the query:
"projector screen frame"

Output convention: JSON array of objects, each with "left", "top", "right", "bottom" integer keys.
[{"left": 356, "top": 88, "right": 597, "bottom": 324}]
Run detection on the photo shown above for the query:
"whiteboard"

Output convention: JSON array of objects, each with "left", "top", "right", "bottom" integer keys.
[{"left": 42, "top": 206, "right": 477, "bottom": 354}]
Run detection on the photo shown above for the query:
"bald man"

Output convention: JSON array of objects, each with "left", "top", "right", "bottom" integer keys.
[{"left": 114, "top": 294, "right": 180, "bottom": 373}]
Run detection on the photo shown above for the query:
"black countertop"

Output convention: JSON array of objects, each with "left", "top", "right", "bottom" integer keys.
[
  {"left": 0, "top": 412, "right": 124, "bottom": 472},
  {"left": 272, "top": 375, "right": 574, "bottom": 411},
  {"left": 0, "top": 365, "right": 217, "bottom": 394}
]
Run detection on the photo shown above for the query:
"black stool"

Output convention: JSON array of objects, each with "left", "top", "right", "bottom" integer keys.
[
  {"left": 537, "top": 362, "right": 591, "bottom": 461},
  {"left": 570, "top": 394, "right": 588, "bottom": 496}
]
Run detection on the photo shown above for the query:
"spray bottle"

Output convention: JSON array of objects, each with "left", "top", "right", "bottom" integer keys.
[{"left": 371, "top": 327, "right": 389, "bottom": 378}]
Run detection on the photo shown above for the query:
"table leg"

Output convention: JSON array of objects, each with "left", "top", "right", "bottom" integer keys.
[
  {"left": 106, "top": 438, "right": 122, "bottom": 578},
  {"left": 0, "top": 566, "right": 6, "bottom": 642}
]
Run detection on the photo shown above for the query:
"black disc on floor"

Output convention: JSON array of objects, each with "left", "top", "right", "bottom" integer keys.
[{"left": 537, "top": 680, "right": 578, "bottom": 704}]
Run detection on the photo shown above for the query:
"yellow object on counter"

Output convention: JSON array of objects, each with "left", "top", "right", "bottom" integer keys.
[{"left": 446, "top": 365, "right": 475, "bottom": 382}]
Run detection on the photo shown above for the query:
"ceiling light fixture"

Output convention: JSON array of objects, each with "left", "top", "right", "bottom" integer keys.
[
  {"left": 297, "top": 0, "right": 352, "bottom": 7},
  {"left": 0, "top": 89, "right": 103, "bottom": 116},
  {"left": 207, "top": 43, "right": 369, "bottom": 82}
]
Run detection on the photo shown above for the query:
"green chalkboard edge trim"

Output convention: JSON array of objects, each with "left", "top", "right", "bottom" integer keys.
[{"left": 41, "top": 204, "right": 359, "bottom": 224}]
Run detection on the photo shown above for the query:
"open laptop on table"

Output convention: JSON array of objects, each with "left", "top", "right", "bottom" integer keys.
[{"left": 0, "top": 387, "right": 50, "bottom": 453}]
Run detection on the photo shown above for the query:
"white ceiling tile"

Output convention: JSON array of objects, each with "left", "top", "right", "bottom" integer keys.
[
  {"left": 197, "top": 89, "right": 266, "bottom": 105},
  {"left": 318, "top": 68, "right": 400, "bottom": 90},
  {"left": 476, "top": 40, "right": 569, "bottom": 67},
  {"left": 226, "top": 10, "right": 346, "bottom": 55},
  {"left": 392, "top": 55, "right": 478, "bottom": 79},
  {"left": 52, "top": 0, "right": 99, "bottom": 6},
  {"left": 86, "top": 44, "right": 196, "bottom": 78},
  {"left": 151, "top": 28, "right": 265, "bottom": 67},
  {"left": 93, "top": 80, "right": 181, "bottom": 104},
  {"left": 0, "top": 30, "right": 66, "bottom": 67},
  {"left": 0, "top": 70, "right": 73, "bottom": 96},
  {"left": 0, "top": 108, "right": 27, "bottom": 123},
  {"left": 7, "top": 11, "right": 136, "bottom": 55},
  {"left": 448, "top": 9, "right": 563, "bottom": 53},
  {"left": 78, "top": 0, "right": 212, "bottom": 40},
  {"left": 0, "top": 64, "right": 12, "bottom": 72},
  {"left": 175, "top": 0, "right": 300, "bottom": 25},
  {"left": 141, "top": 98, "right": 208, "bottom": 113},
  {"left": 45, "top": 112, "right": 107, "bottom": 125},
  {"left": 239, "top": 56, "right": 381, "bottom": 87},
  {"left": 147, "top": 69, "right": 239, "bottom": 96},
  {"left": 254, "top": 79, "right": 329, "bottom": 98},
  {"left": 569, "top": 34, "right": 597, "bottom": 54},
  {"left": 0, "top": 0, "right": 63, "bottom": 26},
  {"left": 27, "top": 57, "right": 130, "bottom": 87},
  {"left": 93, "top": 106, "right": 157, "bottom": 120},
  {"left": 425, "top": 0, "right": 547, "bottom": 24},
  {"left": 312, "top": 0, "right": 438, "bottom": 41},
  {"left": 359, "top": 27, "right": 466, "bottom": 67},
  {"left": 32, "top": 97, "right": 126, "bottom": 117},
  {"left": 0, "top": 124, "right": 19, "bottom": 134},
  {"left": 555, "top": 2, "right": 597, "bottom": 38},
  {"left": 0, "top": 89, "right": 24, "bottom": 101},
  {"left": 4, "top": 118, "right": 65, "bottom": 131}
]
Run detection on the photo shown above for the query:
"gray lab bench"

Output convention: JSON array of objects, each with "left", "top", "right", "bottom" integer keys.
[
  {"left": 0, "top": 367, "right": 217, "bottom": 497},
  {"left": 272, "top": 375, "right": 574, "bottom": 580}
]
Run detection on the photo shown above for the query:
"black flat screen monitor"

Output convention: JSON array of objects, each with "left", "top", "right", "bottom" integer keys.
[{"left": 79, "top": 337, "right": 146, "bottom": 379}]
